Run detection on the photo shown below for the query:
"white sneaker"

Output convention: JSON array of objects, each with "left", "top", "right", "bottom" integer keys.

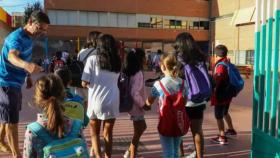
[
  {"left": 123, "top": 150, "right": 130, "bottom": 158},
  {"left": 184, "top": 151, "right": 196, "bottom": 158}
]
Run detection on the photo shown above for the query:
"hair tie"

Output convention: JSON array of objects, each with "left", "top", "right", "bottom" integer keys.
[{"left": 131, "top": 48, "right": 136, "bottom": 53}]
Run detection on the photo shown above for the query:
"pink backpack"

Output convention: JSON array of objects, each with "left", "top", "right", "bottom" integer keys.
[{"left": 158, "top": 80, "right": 190, "bottom": 137}]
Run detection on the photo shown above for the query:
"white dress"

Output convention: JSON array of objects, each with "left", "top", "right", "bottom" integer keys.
[{"left": 82, "top": 55, "right": 120, "bottom": 120}]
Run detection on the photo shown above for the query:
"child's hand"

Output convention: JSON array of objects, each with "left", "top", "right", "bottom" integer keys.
[
  {"left": 81, "top": 81, "right": 89, "bottom": 88},
  {"left": 143, "top": 104, "right": 151, "bottom": 111}
]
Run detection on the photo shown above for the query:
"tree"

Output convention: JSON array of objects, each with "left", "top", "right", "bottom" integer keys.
[{"left": 23, "top": 1, "right": 43, "bottom": 24}]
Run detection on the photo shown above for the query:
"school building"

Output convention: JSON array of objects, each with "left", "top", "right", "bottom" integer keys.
[
  {"left": 44, "top": 0, "right": 210, "bottom": 55},
  {"left": 210, "top": 0, "right": 255, "bottom": 66}
]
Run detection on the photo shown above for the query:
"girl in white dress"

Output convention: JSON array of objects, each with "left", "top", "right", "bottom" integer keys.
[{"left": 82, "top": 34, "right": 121, "bottom": 158}]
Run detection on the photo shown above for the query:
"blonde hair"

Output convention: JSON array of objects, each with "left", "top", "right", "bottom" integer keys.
[
  {"left": 160, "top": 53, "right": 178, "bottom": 77},
  {"left": 34, "top": 74, "right": 65, "bottom": 138}
]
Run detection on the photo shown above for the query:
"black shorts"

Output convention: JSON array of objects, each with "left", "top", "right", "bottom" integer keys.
[
  {"left": 185, "top": 104, "right": 206, "bottom": 119},
  {"left": 214, "top": 104, "right": 230, "bottom": 119},
  {"left": 0, "top": 87, "right": 22, "bottom": 124}
]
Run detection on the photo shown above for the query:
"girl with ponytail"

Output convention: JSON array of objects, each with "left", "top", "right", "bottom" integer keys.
[{"left": 23, "top": 74, "right": 85, "bottom": 157}]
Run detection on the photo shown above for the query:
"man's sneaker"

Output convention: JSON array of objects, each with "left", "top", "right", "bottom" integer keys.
[
  {"left": 225, "top": 129, "right": 237, "bottom": 138},
  {"left": 183, "top": 151, "right": 196, "bottom": 158},
  {"left": 211, "top": 135, "right": 228, "bottom": 145}
]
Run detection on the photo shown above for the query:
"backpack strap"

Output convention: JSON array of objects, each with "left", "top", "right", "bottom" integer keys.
[
  {"left": 27, "top": 122, "right": 54, "bottom": 143},
  {"left": 179, "top": 80, "right": 185, "bottom": 93},
  {"left": 214, "top": 61, "right": 228, "bottom": 74},
  {"left": 159, "top": 81, "right": 170, "bottom": 96},
  {"left": 67, "top": 119, "right": 82, "bottom": 138},
  {"left": 79, "top": 48, "right": 95, "bottom": 63}
]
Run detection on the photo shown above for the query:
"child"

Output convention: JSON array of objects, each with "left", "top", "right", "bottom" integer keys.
[
  {"left": 23, "top": 74, "right": 89, "bottom": 158},
  {"left": 211, "top": 45, "right": 237, "bottom": 145},
  {"left": 144, "top": 54, "right": 189, "bottom": 158},
  {"left": 123, "top": 48, "right": 147, "bottom": 158},
  {"left": 81, "top": 34, "right": 121, "bottom": 158},
  {"left": 54, "top": 67, "right": 89, "bottom": 127}
]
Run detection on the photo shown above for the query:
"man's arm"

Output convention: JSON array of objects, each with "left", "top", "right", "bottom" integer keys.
[{"left": 8, "top": 50, "right": 42, "bottom": 74}]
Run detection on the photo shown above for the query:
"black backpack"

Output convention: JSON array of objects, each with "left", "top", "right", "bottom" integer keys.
[
  {"left": 118, "top": 72, "right": 133, "bottom": 112},
  {"left": 69, "top": 48, "right": 95, "bottom": 88}
]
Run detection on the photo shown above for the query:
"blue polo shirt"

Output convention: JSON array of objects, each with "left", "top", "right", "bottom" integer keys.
[{"left": 0, "top": 28, "right": 33, "bottom": 88}]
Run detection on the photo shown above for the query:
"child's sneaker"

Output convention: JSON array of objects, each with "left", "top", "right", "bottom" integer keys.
[
  {"left": 225, "top": 129, "right": 237, "bottom": 138},
  {"left": 183, "top": 151, "right": 196, "bottom": 158},
  {"left": 211, "top": 135, "right": 228, "bottom": 145}
]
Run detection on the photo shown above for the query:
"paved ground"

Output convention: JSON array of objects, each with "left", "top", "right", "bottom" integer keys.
[{"left": 0, "top": 71, "right": 253, "bottom": 158}]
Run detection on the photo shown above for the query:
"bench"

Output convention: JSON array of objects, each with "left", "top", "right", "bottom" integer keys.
[{"left": 236, "top": 66, "right": 252, "bottom": 79}]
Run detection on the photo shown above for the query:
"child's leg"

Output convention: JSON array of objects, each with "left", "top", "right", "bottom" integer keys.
[
  {"left": 129, "top": 118, "right": 147, "bottom": 158},
  {"left": 190, "top": 119, "right": 204, "bottom": 158},
  {"left": 173, "top": 136, "right": 182, "bottom": 158},
  {"left": 89, "top": 119, "right": 102, "bottom": 158},
  {"left": 103, "top": 119, "right": 116, "bottom": 158},
  {"left": 223, "top": 105, "right": 234, "bottom": 130},
  {"left": 214, "top": 106, "right": 225, "bottom": 136},
  {"left": 159, "top": 134, "right": 174, "bottom": 158}
]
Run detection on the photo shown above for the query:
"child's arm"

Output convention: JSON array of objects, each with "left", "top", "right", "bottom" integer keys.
[{"left": 143, "top": 96, "right": 156, "bottom": 111}]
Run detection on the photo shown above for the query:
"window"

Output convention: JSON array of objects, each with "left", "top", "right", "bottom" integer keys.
[
  {"left": 189, "top": 21, "right": 194, "bottom": 29},
  {"left": 138, "top": 22, "right": 151, "bottom": 28},
  {"left": 163, "top": 19, "right": 170, "bottom": 28},
  {"left": 127, "top": 14, "right": 136, "bottom": 28},
  {"left": 151, "top": 17, "right": 157, "bottom": 28},
  {"left": 99, "top": 12, "right": 108, "bottom": 26},
  {"left": 246, "top": 50, "right": 254, "bottom": 65},
  {"left": 193, "top": 21, "right": 200, "bottom": 29},
  {"left": 56, "top": 10, "right": 68, "bottom": 25},
  {"left": 156, "top": 17, "right": 163, "bottom": 28},
  {"left": 170, "top": 20, "right": 181, "bottom": 29},
  {"left": 88, "top": 12, "right": 98, "bottom": 26},
  {"left": 108, "top": 13, "right": 117, "bottom": 27},
  {"left": 48, "top": 10, "right": 57, "bottom": 24},
  {"left": 68, "top": 11, "right": 78, "bottom": 25},
  {"left": 199, "top": 21, "right": 209, "bottom": 30},
  {"left": 118, "top": 14, "right": 128, "bottom": 27},
  {"left": 79, "top": 12, "right": 88, "bottom": 26}
]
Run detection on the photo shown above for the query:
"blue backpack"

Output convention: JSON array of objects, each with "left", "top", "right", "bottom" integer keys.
[
  {"left": 215, "top": 61, "right": 244, "bottom": 98},
  {"left": 184, "top": 62, "right": 211, "bottom": 103},
  {"left": 27, "top": 120, "right": 90, "bottom": 158}
]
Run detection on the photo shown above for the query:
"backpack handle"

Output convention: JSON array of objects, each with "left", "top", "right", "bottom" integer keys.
[
  {"left": 159, "top": 80, "right": 184, "bottom": 96},
  {"left": 27, "top": 122, "right": 54, "bottom": 143}
]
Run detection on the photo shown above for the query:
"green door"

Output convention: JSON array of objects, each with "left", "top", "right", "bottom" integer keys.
[{"left": 252, "top": 0, "right": 280, "bottom": 157}]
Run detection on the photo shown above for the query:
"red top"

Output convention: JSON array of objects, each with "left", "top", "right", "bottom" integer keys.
[{"left": 211, "top": 57, "right": 232, "bottom": 106}]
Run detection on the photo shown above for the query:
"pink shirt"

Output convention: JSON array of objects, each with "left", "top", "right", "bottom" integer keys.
[{"left": 128, "top": 71, "right": 145, "bottom": 116}]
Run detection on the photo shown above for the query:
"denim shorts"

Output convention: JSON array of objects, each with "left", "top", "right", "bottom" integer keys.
[{"left": 0, "top": 87, "right": 22, "bottom": 124}]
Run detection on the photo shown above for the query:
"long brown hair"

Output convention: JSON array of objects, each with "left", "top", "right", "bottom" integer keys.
[{"left": 34, "top": 74, "right": 65, "bottom": 138}]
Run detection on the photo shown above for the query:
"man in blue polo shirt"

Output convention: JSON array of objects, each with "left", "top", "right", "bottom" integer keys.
[{"left": 0, "top": 11, "right": 50, "bottom": 158}]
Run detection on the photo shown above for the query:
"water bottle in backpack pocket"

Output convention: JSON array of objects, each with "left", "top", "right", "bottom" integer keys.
[
  {"left": 184, "top": 62, "right": 211, "bottom": 103},
  {"left": 214, "top": 62, "right": 244, "bottom": 98},
  {"left": 118, "top": 72, "right": 134, "bottom": 112},
  {"left": 27, "top": 120, "right": 90, "bottom": 158},
  {"left": 157, "top": 80, "right": 189, "bottom": 137}
]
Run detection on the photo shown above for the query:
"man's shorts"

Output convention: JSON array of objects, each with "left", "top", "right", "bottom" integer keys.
[
  {"left": 0, "top": 87, "right": 22, "bottom": 124},
  {"left": 214, "top": 104, "right": 230, "bottom": 119}
]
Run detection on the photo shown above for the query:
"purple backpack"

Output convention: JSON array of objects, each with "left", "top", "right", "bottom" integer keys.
[{"left": 184, "top": 62, "right": 211, "bottom": 103}]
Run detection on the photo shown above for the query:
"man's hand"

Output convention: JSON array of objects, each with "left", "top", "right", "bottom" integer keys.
[
  {"left": 25, "top": 76, "right": 33, "bottom": 89},
  {"left": 24, "top": 63, "right": 43, "bottom": 74}
]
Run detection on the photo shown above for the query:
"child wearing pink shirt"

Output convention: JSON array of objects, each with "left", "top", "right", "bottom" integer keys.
[{"left": 123, "top": 48, "right": 149, "bottom": 158}]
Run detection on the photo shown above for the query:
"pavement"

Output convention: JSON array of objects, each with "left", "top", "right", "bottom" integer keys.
[{"left": 0, "top": 71, "right": 253, "bottom": 158}]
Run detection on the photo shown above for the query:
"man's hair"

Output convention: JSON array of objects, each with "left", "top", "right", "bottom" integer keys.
[{"left": 24, "top": 10, "right": 50, "bottom": 24}]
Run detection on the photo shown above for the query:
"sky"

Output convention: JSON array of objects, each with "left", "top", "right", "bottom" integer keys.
[{"left": 0, "top": 0, "right": 43, "bottom": 14}]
